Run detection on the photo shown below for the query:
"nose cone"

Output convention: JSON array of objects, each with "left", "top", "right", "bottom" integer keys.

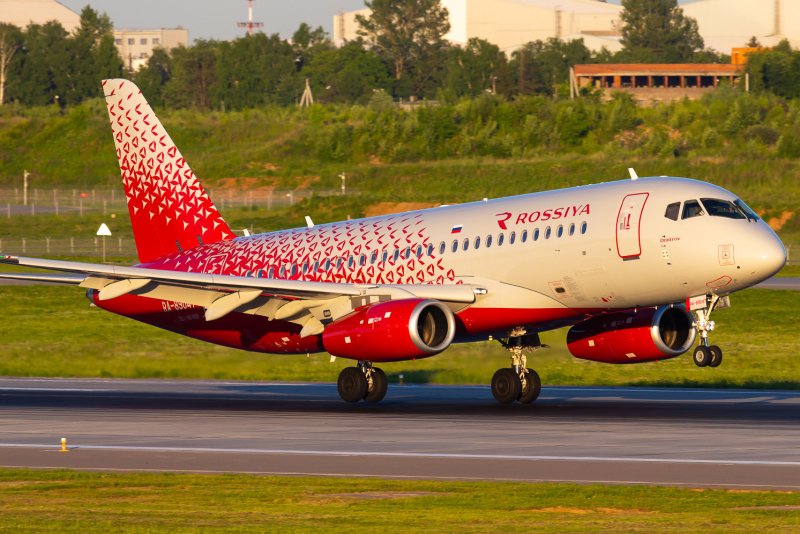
[{"left": 753, "top": 227, "right": 787, "bottom": 282}]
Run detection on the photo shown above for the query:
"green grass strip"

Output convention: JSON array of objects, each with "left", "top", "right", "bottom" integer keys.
[{"left": 0, "top": 468, "right": 798, "bottom": 532}]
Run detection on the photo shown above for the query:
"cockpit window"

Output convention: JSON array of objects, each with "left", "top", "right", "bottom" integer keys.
[
  {"left": 681, "top": 200, "right": 704, "bottom": 219},
  {"left": 734, "top": 199, "right": 759, "bottom": 222},
  {"left": 700, "top": 198, "right": 746, "bottom": 220},
  {"left": 664, "top": 202, "right": 680, "bottom": 221}
]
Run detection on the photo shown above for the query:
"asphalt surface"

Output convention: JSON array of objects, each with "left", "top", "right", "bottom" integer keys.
[{"left": 2, "top": 378, "right": 799, "bottom": 490}]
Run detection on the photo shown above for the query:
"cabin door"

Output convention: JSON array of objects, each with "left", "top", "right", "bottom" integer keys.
[{"left": 616, "top": 193, "right": 649, "bottom": 259}]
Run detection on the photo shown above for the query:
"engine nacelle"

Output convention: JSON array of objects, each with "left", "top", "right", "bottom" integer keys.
[
  {"left": 566, "top": 306, "right": 696, "bottom": 363},
  {"left": 322, "top": 299, "right": 456, "bottom": 362}
]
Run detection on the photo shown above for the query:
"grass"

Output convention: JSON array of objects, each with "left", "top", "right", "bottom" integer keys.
[
  {"left": 0, "top": 286, "right": 797, "bottom": 388},
  {"left": 0, "top": 469, "right": 798, "bottom": 532}
]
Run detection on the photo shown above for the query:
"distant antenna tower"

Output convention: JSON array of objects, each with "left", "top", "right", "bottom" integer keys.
[{"left": 237, "top": 0, "right": 264, "bottom": 36}]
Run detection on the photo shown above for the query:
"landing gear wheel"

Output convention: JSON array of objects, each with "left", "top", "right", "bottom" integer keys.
[
  {"left": 364, "top": 367, "right": 388, "bottom": 403},
  {"left": 708, "top": 345, "right": 723, "bottom": 368},
  {"left": 491, "top": 368, "right": 522, "bottom": 404},
  {"left": 518, "top": 369, "right": 541, "bottom": 404},
  {"left": 692, "top": 346, "right": 711, "bottom": 367},
  {"left": 337, "top": 367, "right": 368, "bottom": 403}
]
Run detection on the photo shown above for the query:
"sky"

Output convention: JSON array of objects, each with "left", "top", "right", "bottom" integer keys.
[{"left": 59, "top": 0, "right": 368, "bottom": 42}]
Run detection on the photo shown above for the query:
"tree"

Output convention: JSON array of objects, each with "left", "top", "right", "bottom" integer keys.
[
  {"left": 356, "top": 0, "right": 450, "bottom": 97},
  {"left": 61, "top": 6, "right": 123, "bottom": 105},
  {"left": 510, "top": 38, "right": 592, "bottom": 96},
  {"left": 444, "top": 38, "right": 509, "bottom": 98},
  {"left": 0, "top": 23, "right": 22, "bottom": 105},
  {"left": 304, "top": 41, "right": 392, "bottom": 103},
  {"left": 6, "top": 22, "right": 71, "bottom": 106},
  {"left": 619, "top": 0, "right": 704, "bottom": 63},
  {"left": 133, "top": 47, "right": 172, "bottom": 107},
  {"left": 163, "top": 41, "right": 219, "bottom": 109}
]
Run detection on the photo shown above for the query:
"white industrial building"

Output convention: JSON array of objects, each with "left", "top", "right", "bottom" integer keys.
[
  {"left": 682, "top": 0, "right": 800, "bottom": 51},
  {"left": 334, "top": 0, "right": 800, "bottom": 55},
  {"left": 0, "top": 0, "right": 80, "bottom": 32},
  {"left": 114, "top": 28, "right": 189, "bottom": 71},
  {"left": 334, "top": 0, "right": 623, "bottom": 53}
]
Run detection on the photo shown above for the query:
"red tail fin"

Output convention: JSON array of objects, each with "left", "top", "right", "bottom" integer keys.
[{"left": 102, "top": 79, "right": 235, "bottom": 264}]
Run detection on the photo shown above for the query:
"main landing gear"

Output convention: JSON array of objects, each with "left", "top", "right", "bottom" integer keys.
[
  {"left": 692, "top": 295, "right": 724, "bottom": 368},
  {"left": 337, "top": 361, "right": 388, "bottom": 403},
  {"left": 491, "top": 329, "right": 544, "bottom": 405}
]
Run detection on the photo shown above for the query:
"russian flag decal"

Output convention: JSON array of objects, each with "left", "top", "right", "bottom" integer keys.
[{"left": 451, "top": 224, "right": 463, "bottom": 234}]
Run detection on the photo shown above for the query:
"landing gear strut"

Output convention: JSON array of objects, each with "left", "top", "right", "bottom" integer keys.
[
  {"left": 692, "top": 295, "right": 724, "bottom": 368},
  {"left": 337, "top": 361, "right": 388, "bottom": 403},
  {"left": 492, "top": 329, "right": 544, "bottom": 405}
]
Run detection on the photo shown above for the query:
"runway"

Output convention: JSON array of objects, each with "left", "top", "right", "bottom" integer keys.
[{"left": 2, "top": 378, "right": 800, "bottom": 490}]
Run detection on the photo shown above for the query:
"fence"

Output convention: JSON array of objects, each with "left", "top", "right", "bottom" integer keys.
[
  {"left": 0, "top": 237, "right": 137, "bottom": 259},
  {"left": 0, "top": 187, "right": 343, "bottom": 217}
]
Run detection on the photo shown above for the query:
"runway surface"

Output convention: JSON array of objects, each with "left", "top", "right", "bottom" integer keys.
[{"left": 2, "top": 378, "right": 799, "bottom": 490}]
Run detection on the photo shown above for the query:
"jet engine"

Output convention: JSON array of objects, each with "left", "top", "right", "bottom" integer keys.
[
  {"left": 322, "top": 299, "right": 456, "bottom": 362},
  {"left": 566, "top": 305, "right": 696, "bottom": 363}
]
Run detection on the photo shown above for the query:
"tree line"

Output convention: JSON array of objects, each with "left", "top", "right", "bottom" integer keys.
[{"left": 2, "top": 0, "right": 800, "bottom": 110}]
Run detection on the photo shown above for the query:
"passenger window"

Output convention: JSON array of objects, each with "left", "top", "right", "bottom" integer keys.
[
  {"left": 370, "top": 250, "right": 378, "bottom": 264},
  {"left": 290, "top": 264, "right": 298, "bottom": 277},
  {"left": 580, "top": 222, "right": 588, "bottom": 234},
  {"left": 416, "top": 245, "right": 423, "bottom": 258},
  {"left": 439, "top": 242, "right": 446, "bottom": 255},
  {"left": 509, "top": 231, "right": 516, "bottom": 245},
  {"left": 393, "top": 249, "right": 400, "bottom": 262},
  {"left": 533, "top": 228, "right": 540, "bottom": 241},
  {"left": 474, "top": 236, "right": 481, "bottom": 249},
  {"left": 498, "top": 233, "right": 505, "bottom": 246},
  {"left": 544, "top": 226, "right": 552, "bottom": 239},
  {"left": 313, "top": 261, "right": 319, "bottom": 272},
  {"left": 568, "top": 223, "right": 575, "bottom": 236},
  {"left": 682, "top": 200, "right": 704, "bottom": 219},
  {"left": 348, "top": 256, "right": 354, "bottom": 268},
  {"left": 556, "top": 225, "right": 563, "bottom": 238},
  {"left": 323, "top": 260, "right": 329, "bottom": 272},
  {"left": 404, "top": 246, "right": 411, "bottom": 259},
  {"left": 427, "top": 244, "right": 434, "bottom": 256},
  {"left": 336, "top": 258, "right": 343, "bottom": 269},
  {"left": 359, "top": 254, "right": 366, "bottom": 266},
  {"left": 664, "top": 202, "right": 680, "bottom": 221},
  {"left": 486, "top": 234, "right": 493, "bottom": 248},
  {"left": 452, "top": 240, "right": 458, "bottom": 253},
  {"left": 301, "top": 263, "right": 308, "bottom": 274},
  {"left": 521, "top": 229, "right": 528, "bottom": 243},
  {"left": 701, "top": 198, "right": 746, "bottom": 220},
  {"left": 382, "top": 250, "right": 388, "bottom": 263},
  {"left": 462, "top": 238, "right": 469, "bottom": 251},
  {"left": 267, "top": 266, "right": 275, "bottom": 278},
  {"left": 279, "top": 265, "right": 286, "bottom": 277}
]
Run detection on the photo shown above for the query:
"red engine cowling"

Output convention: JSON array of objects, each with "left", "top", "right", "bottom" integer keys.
[
  {"left": 566, "top": 306, "right": 696, "bottom": 363},
  {"left": 322, "top": 299, "right": 456, "bottom": 362}
]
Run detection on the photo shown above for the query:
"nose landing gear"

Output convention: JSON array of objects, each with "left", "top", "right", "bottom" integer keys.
[
  {"left": 491, "top": 329, "right": 544, "bottom": 405},
  {"left": 692, "top": 295, "right": 725, "bottom": 368}
]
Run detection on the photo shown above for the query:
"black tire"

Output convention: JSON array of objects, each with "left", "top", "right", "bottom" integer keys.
[
  {"left": 708, "top": 345, "right": 723, "bottom": 368},
  {"left": 337, "top": 367, "right": 367, "bottom": 403},
  {"left": 693, "top": 346, "right": 711, "bottom": 367},
  {"left": 365, "top": 367, "right": 388, "bottom": 403},
  {"left": 519, "top": 369, "right": 542, "bottom": 404},
  {"left": 491, "top": 368, "right": 522, "bottom": 404}
]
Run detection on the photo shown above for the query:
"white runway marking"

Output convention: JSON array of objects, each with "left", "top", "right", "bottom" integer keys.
[{"left": 2, "top": 443, "right": 799, "bottom": 467}]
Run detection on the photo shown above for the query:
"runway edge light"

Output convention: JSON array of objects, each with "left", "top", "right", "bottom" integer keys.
[{"left": 60, "top": 437, "right": 68, "bottom": 453}]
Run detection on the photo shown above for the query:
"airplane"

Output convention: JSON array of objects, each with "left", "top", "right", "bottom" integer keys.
[{"left": 0, "top": 79, "right": 787, "bottom": 405}]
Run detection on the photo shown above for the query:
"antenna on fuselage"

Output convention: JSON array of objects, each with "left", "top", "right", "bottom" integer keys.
[{"left": 628, "top": 168, "right": 639, "bottom": 181}]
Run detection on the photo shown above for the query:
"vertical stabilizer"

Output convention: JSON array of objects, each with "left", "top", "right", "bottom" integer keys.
[{"left": 102, "top": 79, "right": 235, "bottom": 264}]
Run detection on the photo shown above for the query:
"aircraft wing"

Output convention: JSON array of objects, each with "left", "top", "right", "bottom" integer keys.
[{"left": 0, "top": 255, "right": 481, "bottom": 336}]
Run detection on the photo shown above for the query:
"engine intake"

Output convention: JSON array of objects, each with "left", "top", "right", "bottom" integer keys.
[
  {"left": 322, "top": 299, "right": 456, "bottom": 362},
  {"left": 567, "top": 305, "right": 696, "bottom": 363}
]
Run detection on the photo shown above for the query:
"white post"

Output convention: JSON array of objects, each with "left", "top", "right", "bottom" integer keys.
[{"left": 23, "top": 170, "right": 29, "bottom": 206}]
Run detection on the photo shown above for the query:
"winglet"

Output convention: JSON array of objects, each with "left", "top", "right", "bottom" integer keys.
[{"left": 628, "top": 168, "right": 639, "bottom": 181}]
